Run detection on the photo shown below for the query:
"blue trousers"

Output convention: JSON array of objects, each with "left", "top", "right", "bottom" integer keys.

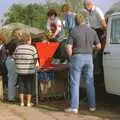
[
  {"left": 70, "top": 54, "right": 96, "bottom": 109},
  {"left": 5, "top": 56, "right": 17, "bottom": 101}
]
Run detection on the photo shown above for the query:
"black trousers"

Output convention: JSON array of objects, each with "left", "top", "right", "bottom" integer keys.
[
  {"left": 93, "top": 28, "right": 106, "bottom": 84},
  {"left": 18, "top": 74, "right": 35, "bottom": 95},
  {"left": 1, "top": 61, "right": 8, "bottom": 89}
]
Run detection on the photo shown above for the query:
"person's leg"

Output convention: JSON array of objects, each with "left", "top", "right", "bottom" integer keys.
[
  {"left": 40, "top": 80, "right": 45, "bottom": 94},
  {"left": 83, "top": 55, "right": 96, "bottom": 110},
  {"left": 6, "top": 57, "right": 17, "bottom": 101},
  {"left": 38, "top": 71, "right": 46, "bottom": 95},
  {"left": 26, "top": 74, "right": 34, "bottom": 106},
  {"left": 69, "top": 55, "right": 83, "bottom": 109},
  {"left": 19, "top": 75, "right": 25, "bottom": 106},
  {"left": 44, "top": 71, "right": 54, "bottom": 94},
  {"left": 27, "top": 94, "right": 32, "bottom": 106},
  {"left": 1, "top": 61, "right": 8, "bottom": 90},
  {"left": 70, "top": 67, "right": 81, "bottom": 109},
  {"left": 20, "top": 93, "right": 24, "bottom": 106},
  {"left": 65, "top": 55, "right": 84, "bottom": 113}
]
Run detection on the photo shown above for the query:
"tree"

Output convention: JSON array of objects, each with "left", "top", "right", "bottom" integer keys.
[
  {"left": 47, "top": 0, "right": 83, "bottom": 12},
  {"left": 4, "top": 1, "right": 83, "bottom": 30},
  {"left": 4, "top": 4, "right": 25, "bottom": 24},
  {"left": 4, "top": 3, "right": 62, "bottom": 30},
  {"left": 4, "top": 3, "right": 48, "bottom": 30},
  {"left": 65, "top": 0, "right": 83, "bottom": 13}
]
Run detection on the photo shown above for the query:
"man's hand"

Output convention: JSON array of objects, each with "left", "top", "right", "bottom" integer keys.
[{"left": 36, "top": 60, "right": 40, "bottom": 70}]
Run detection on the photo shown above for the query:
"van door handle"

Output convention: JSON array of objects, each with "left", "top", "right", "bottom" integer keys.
[{"left": 104, "top": 52, "right": 111, "bottom": 55}]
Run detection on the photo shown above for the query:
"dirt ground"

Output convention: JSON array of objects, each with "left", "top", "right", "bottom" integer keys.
[
  {"left": 1, "top": 70, "right": 120, "bottom": 120},
  {"left": 36, "top": 92, "right": 120, "bottom": 120}
]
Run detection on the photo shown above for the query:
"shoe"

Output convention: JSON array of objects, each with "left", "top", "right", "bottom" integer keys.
[
  {"left": 20, "top": 103, "right": 24, "bottom": 107},
  {"left": 27, "top": 103, "right": 33, "bottom": 107},
  {"left": 64, "top": 108, "right": 78, "bottom": 114},
  {"left": 89, "top": 107, "right": 96, "bottom": 112},
  {"left": 7, "top": 100, "right": 16, "bottom": 104}
]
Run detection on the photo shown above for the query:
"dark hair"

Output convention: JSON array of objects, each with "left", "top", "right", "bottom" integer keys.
[
  {"left": 6, "top": 41, "right": 17, "bottom": 56},
  {"left": 47, "top": 9, "right": 57, "bottom": 17}
]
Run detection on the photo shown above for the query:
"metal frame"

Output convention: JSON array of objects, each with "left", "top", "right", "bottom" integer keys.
[{"left": 35, "top": 64, "right": 69, "bottom": 105}]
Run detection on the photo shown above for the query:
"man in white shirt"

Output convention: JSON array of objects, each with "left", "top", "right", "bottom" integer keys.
[
  {"left": 83, "top": 0, "right": 107, "bottom": 86},
  {"left": 84, "top": 0, "right": 107, "bottom": 30},
  {"left": 84, "top": 0, "right": 107, "bottom": 50}
]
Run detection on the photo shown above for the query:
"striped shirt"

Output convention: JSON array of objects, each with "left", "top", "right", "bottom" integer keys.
[{"left": 14, "top": 44, "right": 38, "bottom": 74}]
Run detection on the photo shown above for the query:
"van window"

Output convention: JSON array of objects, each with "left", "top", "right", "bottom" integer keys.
[{"left": 111, "top": 18, "right": 120, "bottom": 44}]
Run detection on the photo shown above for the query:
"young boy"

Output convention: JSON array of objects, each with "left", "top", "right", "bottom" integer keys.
[
  {"left": 14, "top": 33, "right": 38, "bottom": 107},
  {"left": 61, "top": 4, "right": 76, "bottom": 33}
]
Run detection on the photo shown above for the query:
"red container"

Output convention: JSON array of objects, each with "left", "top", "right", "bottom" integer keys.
[{"left": 33, "top": 42, "right": 60, "bottom": 68}]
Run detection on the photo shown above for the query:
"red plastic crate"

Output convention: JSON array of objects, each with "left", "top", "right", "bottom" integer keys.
[{"left": 33, "top": 42, "right": 60, "bottom": 68}]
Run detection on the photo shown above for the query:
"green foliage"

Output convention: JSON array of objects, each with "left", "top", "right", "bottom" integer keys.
[
  {"left": 4, "top": 3, "right": 61, "bottom": 30},
  {"left": 65, "top": 0, "right": 83, "bottom": 13},
  {"left": 4, "top": 3, "right": 47, "bottom": 30},
  {"left": 4, "top": 1, "right": 83, "bottom": 30}
]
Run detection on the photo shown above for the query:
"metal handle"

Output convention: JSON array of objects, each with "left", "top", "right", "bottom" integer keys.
[{"left": 104, "top": 51, "right": 111, "bottom": 55}]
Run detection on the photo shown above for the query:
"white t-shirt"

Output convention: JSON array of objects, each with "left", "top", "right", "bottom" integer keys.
[
  {"left": 88, "top": 6, "right": 105, "bottom": 29},
  {"left": 46, "top": 17, "right": 62, "bottom": 37}
]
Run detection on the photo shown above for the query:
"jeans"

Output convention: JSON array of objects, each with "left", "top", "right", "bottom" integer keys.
[
  {"left": 5, "top": 56, "right": 17, "bottom": 100},
  {"left": 70, "top": 54, "right": 96, "bottom": 109}
]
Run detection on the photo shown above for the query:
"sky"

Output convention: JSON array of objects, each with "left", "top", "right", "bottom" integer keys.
[{"left": 0, "top": 0, "right": 119, "bottom": 23}]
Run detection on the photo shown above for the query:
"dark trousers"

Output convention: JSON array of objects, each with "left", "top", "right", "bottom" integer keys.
[
  {"left": 1, "top": 61, "right": 8, "bottom": 89},
  {"left": 18, "top": 74, "right": 35, "bottom": 95},
  {"left": 93, "top": 28, "right": 106, "bottom": 85}
]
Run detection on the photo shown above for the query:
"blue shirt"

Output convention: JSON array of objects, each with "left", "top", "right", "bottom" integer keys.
[{"left": 64, "top": 12, "right": 76, "bottom": 32}]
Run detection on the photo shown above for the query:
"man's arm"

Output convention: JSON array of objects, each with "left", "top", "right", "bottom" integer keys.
[
  {"left": 65, "top": 30, "right": 74, "bottom": 57},
  {"left": 65, "top": 44, "right": 73, "bottom": 57},
  {"left": 96, "top": 7, "right": 107, "bottom": 29},
  {"left": 100, "top": 20, "right": 107, "bottom": 29}
]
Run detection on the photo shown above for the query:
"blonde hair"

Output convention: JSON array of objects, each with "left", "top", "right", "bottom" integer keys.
[
  {"left": 61, "top": 4, "right": 71, "bottom": 12},
  {"left": 22, "top": 33, "right": 31, "bottom": 43},
  {"left": 11, "top": 28, "right": 23, "bottom": 40}
]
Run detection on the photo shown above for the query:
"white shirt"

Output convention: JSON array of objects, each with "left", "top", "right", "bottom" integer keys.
[
  {"left": 88, "top": 6, "right": 105, "bottom": 29},
  {"left": 46, "top": 17, "right": 62, "bottom": 37}
]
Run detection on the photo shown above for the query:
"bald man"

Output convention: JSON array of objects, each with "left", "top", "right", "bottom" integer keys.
[
  {"left": 84, "top": 0, "right": 107, "bottom": 49},
  {"left": 84, "top": 0, "right": 107, "bottom": 29},
  {"left": 84, "top": 0, "right": 107, "bottom": 83}
]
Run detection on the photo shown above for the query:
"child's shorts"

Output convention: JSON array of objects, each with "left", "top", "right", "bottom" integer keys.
[{"left": 37, "top": 71, "right": 54, "bottom": 81}]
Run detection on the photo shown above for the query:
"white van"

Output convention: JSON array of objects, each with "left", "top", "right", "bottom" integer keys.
[{"left": 103, "top": 12, "right": 120, "bottom": 96}]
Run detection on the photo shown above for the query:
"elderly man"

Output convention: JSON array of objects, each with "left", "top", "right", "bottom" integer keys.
[
  {"left": 64, "top": 11, "right": 101, "bottom": 113},
  {"left": 84, "top": 0, "right": 107, "bottom": 82},
  {"left": 84, "top": 0, "right": 107, "bottom": 32}
]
